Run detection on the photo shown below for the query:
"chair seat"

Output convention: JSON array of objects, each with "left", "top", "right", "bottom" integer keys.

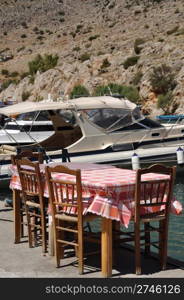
[
  {"left": 55, "top": 213, "right": 78, "bottom": 222},
  {"left": 140, "top": 214, "right": 165, "bottom": 223},
  {"left": 55, "top": 212, "right": 98, "bottom": 222},
  {"left": 26, "top": 201, "right": 41, "bottom": 208}
]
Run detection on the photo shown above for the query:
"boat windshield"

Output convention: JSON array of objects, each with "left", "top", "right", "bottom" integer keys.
[{"left": 83, "top": 108, "right": 142, "bottom": 132}]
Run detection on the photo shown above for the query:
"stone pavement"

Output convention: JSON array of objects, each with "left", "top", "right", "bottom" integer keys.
[{"left": 0, "top": 200, "right": 184, "bottom": 278}]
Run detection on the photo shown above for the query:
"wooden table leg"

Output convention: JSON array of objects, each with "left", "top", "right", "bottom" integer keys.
[
  {"left": 13, "top": 189, "right": 21, "bottom": 244},
  {"left": 101, "top": 217, "right": 112, "bottom": 277}
]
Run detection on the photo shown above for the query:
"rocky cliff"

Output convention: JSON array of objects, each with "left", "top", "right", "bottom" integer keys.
[{"left": 1, "top": 0, "right": 184, "bottom": 116}]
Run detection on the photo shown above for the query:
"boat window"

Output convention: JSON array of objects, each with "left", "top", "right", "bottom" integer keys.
[
  {"left": 16, "top": 111, "right": 50, "bottom": 121},
  {"left": 84, "top": 108, "right": 135, "bottom": 131},
  {"left": 114, "top": 122, "right": 144, "bottom": 131},
  {"left": 5, "top": 124, "right": 54, "bottom": 131},
  {"left": 58, "top": 110, "right": 76, "bottom": 126},
  {"left": 140, "top": 118, "right": 163, "bottom": 128}
]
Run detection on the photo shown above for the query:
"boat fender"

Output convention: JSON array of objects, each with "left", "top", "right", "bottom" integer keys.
[
  {"left": 131, "top": 152, "right": 140, "bottom": 170},
  {"left": 176, "top": 147, "right": 184, "bottom": 165}
]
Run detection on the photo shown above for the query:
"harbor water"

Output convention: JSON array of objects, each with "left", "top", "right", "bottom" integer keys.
[{"left": 0, "top": 163, "right": 183, "bottom": 264}]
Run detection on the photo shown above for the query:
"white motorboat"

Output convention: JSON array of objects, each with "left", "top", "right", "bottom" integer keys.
[
  {"left": 0, "top": 96, "right": 184, "bottom": 179},
  {"left": 1, "top": 96, "right": 184, "bottom": 151}
]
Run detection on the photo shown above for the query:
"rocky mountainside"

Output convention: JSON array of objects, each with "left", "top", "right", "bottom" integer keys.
[{"left": 1, "top": 0, "right": 184, "bottom": 116}]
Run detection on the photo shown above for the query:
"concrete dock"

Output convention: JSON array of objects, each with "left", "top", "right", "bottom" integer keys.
[{"left": 0, "top": 200, "right": 184, "bottom": 278}]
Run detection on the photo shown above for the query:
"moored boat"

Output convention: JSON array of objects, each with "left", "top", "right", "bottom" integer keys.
[{"left": 0, "top": 96, "right": 184, "bottom": 179}]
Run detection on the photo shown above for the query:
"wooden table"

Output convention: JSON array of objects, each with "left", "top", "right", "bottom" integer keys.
[{"left": 10, "top": 162, "right": 182, "bottom": 277}]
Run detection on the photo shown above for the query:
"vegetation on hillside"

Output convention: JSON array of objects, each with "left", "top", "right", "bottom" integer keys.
[
  {"left": 70, "top": 85, "right": 90, "bottom": 98},
  {"left": 150, "top": 64, "right": 177, "bottom": 113},
  {"left": 28, "top": 54, "right": 59, "bottom": 75},
  {"left": 93, "top": 83, "right": 140, "bottom": 103}
]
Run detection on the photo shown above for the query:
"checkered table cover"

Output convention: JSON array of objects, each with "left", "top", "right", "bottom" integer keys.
[{"left": 9, "top": 162, "right": 182, "bottom": 227}]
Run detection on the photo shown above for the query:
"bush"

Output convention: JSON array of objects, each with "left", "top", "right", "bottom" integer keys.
[
  {"left": 100, "top": 58, "right": 111, "bottom": 69},
  {"left": 93, "top": 83, "right": 140, "bottom": 103},
  {"left": 37, "top": 35, "right": 44, "bottom": 40},
  {"left": 123, "top": 56, "right": 139, "bottom": 69},
  {"left": 72, "top": 46, "right": 81, "bottom": 51},
  {"left": 33, "top": 26, "right": 39, "bottom": 32},
  {"left": 121, "top": 85, "right": 140, "bottom": 103},
  {"left": 21, "top": 21, "right": 28, "bottom": 28},
  {"left": 22, "top": 91, "right": 31, "bottom": 101},
  {"left": 17, "top": 46, "right": 25, "bottom": 52},
  {"left": 1, "top": 79, "right": 17, "bottom": 90},
  {"left": 88, "top": 35, "right": 100, "bottom": 41},
  {"left": 21, "top": 34, "right": 27, "bottom": 38},
  {"left": 76, "top": 24, "right": 83, "bottom": 33},
  {"left": 10, "top": 71, "right": 19, "bottom": 77},
  {"left": 132, "top": 71, "right": 143, "bottom": 85},
  {"left": 58, "top": 11, "right": 65, "bottom": 16},
  {"left": 39, "top": 30, "right": 44, "bottom": 35},
  {"left": 1, "top": 69, "right": 9, "bottom": 76},
  {"left": 79, "top": 53, "right": 90, "bottom": 62},
  {"left": 108, "top": 2, "right": 115, "bottom": 9},
  {"left": 20, "top": 72, "right": 29, "bottom": 79},
  {"left": 70, "top": 85, "right": 90, "bottom": 99},
  {"left": 157, "top": 92, "right": 173, "bottom": 114},
  {"left": 150, "top": 64, "right": 176, "bottom": 94},
  {"left": 134, "top": 38, "right": 145, "bottom": 54},
  {"left": 28, "top": 54, "right": 59, "bottom": 75},
  {"left": 93, "top": 83, "right": 123, "bottom": 96}
]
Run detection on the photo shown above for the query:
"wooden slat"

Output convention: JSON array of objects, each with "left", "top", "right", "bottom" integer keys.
[
  {"left": 57, "top": 239, "right": 78, "bottom": 247},
  {"left": 56, "top": 226, "right": 78, "bottom": 233}
]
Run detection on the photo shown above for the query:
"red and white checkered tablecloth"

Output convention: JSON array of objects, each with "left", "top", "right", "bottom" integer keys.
[{"left": 9, "top": 162, "right": 183, "bottom": 227}]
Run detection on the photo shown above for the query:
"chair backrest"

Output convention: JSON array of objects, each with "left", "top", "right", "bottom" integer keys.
[
  {"left": 45, "top": 165, "right": 82, "bottom": 220},
  {"left": 11, "top": 150, "right": 44, "bottom": 165},
  {"left": 16, "top": 158, "right": 43, "bottom": 197},
  {"left": 134, "top": 164, "right": 176, "bottom": 222}
]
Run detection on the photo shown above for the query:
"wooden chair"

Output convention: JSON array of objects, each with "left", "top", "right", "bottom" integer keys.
[
  {"left": 16, "top": 158, "right": 48, "bottom": 253},
  {"left": 11, "top": 150, "right": 44, "bottom": 243},
  {"left": 114, "top": 164, "right": 176, "bottom": 275},
  {"left": 11, "top": 150, "right": 44, "bottom": 165},
  {"left": 45, "top": 164, "right": 99, "bottom": 275}
]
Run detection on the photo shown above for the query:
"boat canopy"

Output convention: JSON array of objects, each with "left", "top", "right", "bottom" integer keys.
[
  {"left": 156, "top": 115, "right": 184, "bottom": 120},
  {"left": 0, "top": 96, "right": 138, "bottom": 117}
]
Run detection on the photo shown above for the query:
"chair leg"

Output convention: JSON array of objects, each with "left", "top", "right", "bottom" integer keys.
[
  {"left": 20, "top": 215, "right": 24, "bottom": 238},
  {"left": 33, "top": 214, "right": 38, "bottom": 247},
  {"left": 78, "top": 229, "right": 84, "bottom": 275},
  {"left": 59, "top": 220, "right": 64, "bottom": 259},
  {"left": 112, "top": 220, "right": 120, "bottom": 267},
  {"left": 40, "top": 208, "right": 47, "bottom": 254},
  {"left": 160, "top": 220, "right": 169, "bottom": 270},
  {"left": 25, "top": 206, "right": 33, "bottom": 248},
  {"left": 54, "top": 220, "right": 61, "bottom": 268},
  {"left": 159, "top": 220, "right": 164, "bottom": 264},
  {"left": 144, "top": 222, "right": 150, "bottom": 256},
  {"left": 134, "top": 222, "right": 141, "bottom": 275}
]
